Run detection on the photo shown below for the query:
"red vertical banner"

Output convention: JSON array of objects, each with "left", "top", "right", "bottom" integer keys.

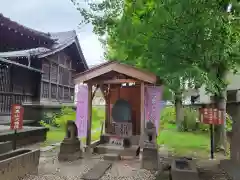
[{"left": 10, "top": 104, "right": 24, "bottom": 130}]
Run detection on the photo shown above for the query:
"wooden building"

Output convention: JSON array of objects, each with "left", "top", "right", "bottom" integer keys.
[
  {"left": 0, "top": 14, "right": 88, "bottom": 124},
  {"left": 74, "top": 61, "right": 160, "bottom": 146}
]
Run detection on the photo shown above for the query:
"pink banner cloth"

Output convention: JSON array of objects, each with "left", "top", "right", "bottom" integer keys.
[
  {"left": 144, "top": 86, "right": 162, "bottom": 135},
  {"left": 76, "top": 85, "right": 88, "bottom": 138}
]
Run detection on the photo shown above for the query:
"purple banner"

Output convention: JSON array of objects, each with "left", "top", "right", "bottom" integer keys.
[
  {"left": 76, "top": 85, "right": 88, "bottom": 138},
  {"left": 144, "top": 86, "right": 162, "bottom": 135}
]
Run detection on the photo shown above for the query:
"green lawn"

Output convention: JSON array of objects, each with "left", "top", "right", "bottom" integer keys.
[
  {"left": 45, "top": 123, "right": 210, "bottom": 158},
  {"left": 44, "top": 128, "right": 101, "bottom": 146},
  {"left": 43, "top": 105, "right": 212, "bottom": 158},
  {"left": 158, "top": 123, "right": 210, "bottom": 157},
  {"left": 42, "top": 106, "right": 104, "bottom": 146}
]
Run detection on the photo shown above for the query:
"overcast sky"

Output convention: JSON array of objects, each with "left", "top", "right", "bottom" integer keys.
[{"left": 0, "top": 0, "right": 104, "bottom": 65}]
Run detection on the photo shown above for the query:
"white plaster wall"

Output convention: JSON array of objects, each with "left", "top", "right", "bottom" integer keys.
[
  {"left": 226, "top": 71, "right": 240, "bottom": 91},
  {"left": 196, "top": 70, "right": 240, "bottom": 104}
]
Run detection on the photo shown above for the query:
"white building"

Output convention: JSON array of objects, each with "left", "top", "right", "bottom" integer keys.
[{"left": 184, "top": 70, "right": 240, "bottom": 104}]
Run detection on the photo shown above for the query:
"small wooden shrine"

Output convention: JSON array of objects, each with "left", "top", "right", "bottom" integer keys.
[{"left": 74, "top": 61, "right": 161, "bottom": 146}]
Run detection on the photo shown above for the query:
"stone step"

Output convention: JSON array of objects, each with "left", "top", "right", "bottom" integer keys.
[
  {"left": 93, "top": 144, "right": 138, "bottom": 156},
  {"left": 103, "top": 153, "right": 121, "bottom": 161},
  {"left": 94, "top": 144, "right": 124, "bottom": 154}
]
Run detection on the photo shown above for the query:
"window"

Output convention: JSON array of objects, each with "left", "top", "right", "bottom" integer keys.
[
  {"left": 42, "top": 61, "right": 50, "bottom": 80},
  {"left": 42, "top": 82, "right": 49, "bottom": 98},
  {"left": 59, "top": 67, "right": 64, "bottom": 84},
  {"left": 62, "top": 69, "right": 70, "bottom": 85},
  {"left": 41, "top": 54, "right": 74, "bottom": 102},
  {"left": 70, "top": 88, "right": 74, "bottom": 100},
  {"left": 51, "top": 84, "right": 57, "bottom": 99},
  {"left": 50, "top": 64, "right": 58, "bottom": 83},
  {"left": 64, "top": 87, "right": 70, "bottom": 100},
  {"left": 58, "top": 86, "right": 63, "bottom": 100},
  {"left": 0, "top": 64, "right": 11, "bottom": 92}
]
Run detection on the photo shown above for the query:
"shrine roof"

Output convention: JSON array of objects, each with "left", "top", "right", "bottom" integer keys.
[
  {"left": 0, "top": 30, "right": 88, "bottom": 72},
  {"left": 74, "top": 61, "right": 158, "bottom": 84},
  {"left": 0, "top": 13, "right": 54, "bottom": 50}
]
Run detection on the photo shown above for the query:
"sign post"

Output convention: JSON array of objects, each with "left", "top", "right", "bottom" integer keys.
[
  {"left": 10, "top": 104, "right": 24, "bottom": 150},
  {"left": 210, "top": 124, "right": 214, "bottom": 159},
  {"left": 199, "top": 108, "right": 224, "bottom": 159}
]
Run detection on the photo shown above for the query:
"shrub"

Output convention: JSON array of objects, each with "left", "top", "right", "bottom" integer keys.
[
  {"left": 160, "top": 106, "right": 176, "bottom": 129},
  {"left": 54, "top": 107, "right": 76, "bottom": 129},
  {"left": 226, "top": 114, "right": 232, "bottom": 132},
  {"left": 40, "top": 106, "right": 105, "bottom": 130},
  {"left": 182, "top": 108, "right": 198, "bottom": 132},
  {"left": 160, "top": 106, "right": 232, "bottom": 133}
]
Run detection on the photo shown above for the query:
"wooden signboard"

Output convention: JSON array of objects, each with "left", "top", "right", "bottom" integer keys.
[
  {"left": 199, "top": 108, "right": 224, "bottom": 125},
  {"left": 109, "top": 136, "right": 123, "bottom": 146},
  {"left": 10, "top": 104, "right": 24, "bottom": 130},
  {"left": 111, "top": 122, "right": 132, "bottom": 137},
  {"left": 199, "top": 107, "right": 224, "bottom": 159}
]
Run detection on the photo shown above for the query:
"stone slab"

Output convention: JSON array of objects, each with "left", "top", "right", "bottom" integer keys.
[
  {"left": 103, "top": 153, "right": 121, "bottom": 161},
  {"left": 141, "top": 147, "right": 159, "bottom": 170},
  {"left": 219, "top": 159, "right": 240, "bottom": 180},
  {"left": 82, "top": 161, "right": 112, "bottom": 180},
  {"left": 171, "top": 159, "right": 199, "bottom": 180},
  {"left": 0, "top": 141, "right": 12, "bottom": 154}
]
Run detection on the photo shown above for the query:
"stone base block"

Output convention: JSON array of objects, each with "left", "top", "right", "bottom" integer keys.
[
  {"left": 0, "top": 149, "right": 40, "bottom": 180},
  {"left": 219, "top": 159, "right": 240, "bottom": 180},
  {"left": 171, "top": 159, "right": 199, "bottom": 180},
  {"left": 58, "top": 151, "right": 82, "bottom": 162},
  {"left": 141, "top": 147, "right": 159, "bottom": 170},
  {"left": 58, "top": 139, "right": 82, "bottom": 161}
]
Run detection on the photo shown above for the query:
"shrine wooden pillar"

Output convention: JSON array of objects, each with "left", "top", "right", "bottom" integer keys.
[
  {"left": 86, "top": 84, "right": 92, "bottom": 146},
  {"left": 140, "top": 82, "right": 145, "bottom": 134}
]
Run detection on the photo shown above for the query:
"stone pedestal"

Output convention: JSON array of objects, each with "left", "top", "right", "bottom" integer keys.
[
  {"left": 141, "top": 146, "right": 159, "bottom": 170},
  {"left": 58, "top": 138, "right": 82, "bottom": 161},
  {"left": 141, "top": 121, "right": 159, "bottom": 170},
  {"left": 171, "top": 159, "right": 199, "bottom": 180}
]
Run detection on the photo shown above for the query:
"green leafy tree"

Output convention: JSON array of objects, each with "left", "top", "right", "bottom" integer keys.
[{"left": 73, "top": 0, "right": 240, "bottom": 151}]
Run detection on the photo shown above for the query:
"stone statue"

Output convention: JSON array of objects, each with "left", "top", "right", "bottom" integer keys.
[
  {"left": 65, "top": 120, "right": 78, "bottom": 140},
  {"left": 143, "top": 121, "right": 157, "bottom": 148},
  {"left": 141, "top": 121, "right": 159, "bottom": 170},
  {"left": 58, "top": 120, "right": 82, "bottom": 161}
]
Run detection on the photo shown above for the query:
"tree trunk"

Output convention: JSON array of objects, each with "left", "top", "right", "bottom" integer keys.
[
  {"left": 214, "top": 90, "right": 227, "bottom": 154},
  {"left": 175, "top": 93, "right": 184, "bottom": 131}
]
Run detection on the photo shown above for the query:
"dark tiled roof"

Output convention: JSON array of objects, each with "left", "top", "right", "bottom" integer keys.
[
  {"left": 38, "top": 30, "right": 77, "bottom": 58},
  {"left": 0, "top": 14, "right": 88, "bottom": 71},
  {"left": 0, "top": 13, "right": 54, "bottom": 43}
]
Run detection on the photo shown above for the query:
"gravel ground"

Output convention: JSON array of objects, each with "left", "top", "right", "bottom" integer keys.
[
  {"left": 100, "top": 159, "right": 156, "bottom": 180},
  {"left": 22, "top": 147, "right": 156, "bottom": 180},
  {"left": 20, "top": 145, "right": 232, "bottom": 180}
]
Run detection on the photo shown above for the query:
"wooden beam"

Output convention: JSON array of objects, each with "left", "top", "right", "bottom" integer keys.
[
  {"left": 91, "top": 85, "right": 99, "bottom": 100},
  {"left": 86, "top": 85, "right": 92, "bottom": 146},
  {"left": 88, "top": 78, "right": 137, "bottom": 85},
  {"left": 140, "top": 82, "right": 145, "bottom": 135}
]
